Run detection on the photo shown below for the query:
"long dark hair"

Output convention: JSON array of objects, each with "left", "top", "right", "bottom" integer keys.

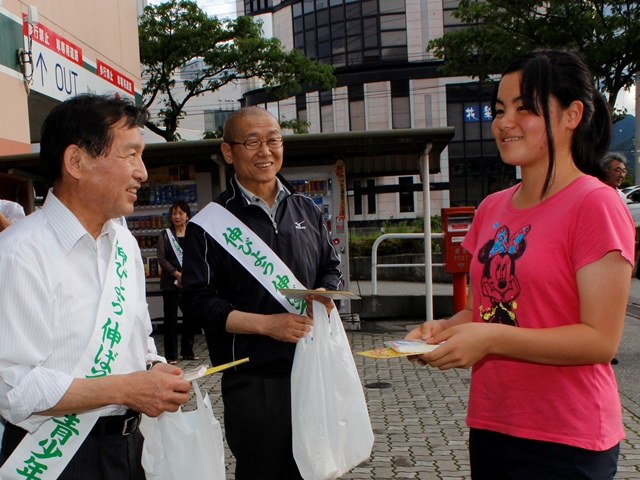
[{"left": 493, "top": 50, "right": 611, "bottom": 197}]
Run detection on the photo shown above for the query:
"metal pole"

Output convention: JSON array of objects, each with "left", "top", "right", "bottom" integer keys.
[{"left": 422, "top": 144, "right": 434, "bottom": 321}]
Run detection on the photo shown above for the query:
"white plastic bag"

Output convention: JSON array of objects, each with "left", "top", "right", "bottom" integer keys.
[
  {"left": 139, "top": 380, "right": 226, "bottom": 480},
  {"left": 291, "top": 301, "right": 374, "bottom": 480}
]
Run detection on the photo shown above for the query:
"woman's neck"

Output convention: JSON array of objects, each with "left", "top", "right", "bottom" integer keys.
[
  {"left": 514, "top": 157, "right": 582, "bottom": 208},
  {"left": 174, "top": 226, "right": 186, "bottom": 237}
]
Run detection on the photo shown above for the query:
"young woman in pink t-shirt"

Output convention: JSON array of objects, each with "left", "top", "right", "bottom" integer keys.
[{"left": 407, "top": 50, "right": 635, "bottom": 479}]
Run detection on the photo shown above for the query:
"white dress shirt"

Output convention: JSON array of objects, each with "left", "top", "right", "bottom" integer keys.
[{"left": 0, "top": 191, "right": 158, "bottom": 432}]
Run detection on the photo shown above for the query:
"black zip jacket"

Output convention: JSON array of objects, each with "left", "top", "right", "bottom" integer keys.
[{"left": 182, "top": 174, "right": 342, "bottom": 376}]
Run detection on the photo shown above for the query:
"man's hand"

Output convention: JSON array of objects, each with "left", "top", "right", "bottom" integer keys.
[
  {"left": 262, "top": 313, "right": 313, "bottom": 343},
  {"left": 123, "top": 364, "right": 191, "bottom": 417},
  {"left": 305, "top": 288, "right": 336, "bottom": 319}
]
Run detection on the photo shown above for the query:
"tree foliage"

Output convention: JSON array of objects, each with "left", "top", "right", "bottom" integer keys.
[
  {"left": 139, "top": 0, "right": 336, "bottom": 141},
  {"left": 428, "top": 0, "right": 639, "bottom": 116}
]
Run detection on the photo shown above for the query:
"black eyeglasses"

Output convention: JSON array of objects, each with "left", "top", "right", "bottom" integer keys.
[
  {"left": 228, "top": 137, "right": 283, "bottom": 150},
  {"left": 609, "top": 167, "right": 627, "bottom": 175}
]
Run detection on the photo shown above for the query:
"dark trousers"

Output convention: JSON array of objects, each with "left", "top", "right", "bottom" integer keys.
[
  {"left": 469, "top": 428, "right": 619, "bottom": 480},
  {"left": 1, "top": 422, "right": 144, "bottom": 480},
  {"left": 221, "top": 372, "right": 303, "bottom": 480},
  {"left": 162, "top": 289, "right": 195, "bottom": 360}
]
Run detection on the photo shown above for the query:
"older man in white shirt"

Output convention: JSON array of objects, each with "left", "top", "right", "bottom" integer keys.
[{"left": 0, "top": 94, "right": 190, "bottom": 480}]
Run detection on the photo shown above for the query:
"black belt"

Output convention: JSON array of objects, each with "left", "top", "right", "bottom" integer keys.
[
  {"left": 5, "top": 411, "right": 141, "bottom": 440},
  {"left": 89, "top": 411, "right": 141, "bottom": 436}
]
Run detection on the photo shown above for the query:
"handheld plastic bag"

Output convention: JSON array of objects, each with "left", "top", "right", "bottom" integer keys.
[
  {"left": 140, "top": 380, "right": 225, "bottom": 480},
  {"left": 291, "top": 301, "right": 374, "bottom": 480}
]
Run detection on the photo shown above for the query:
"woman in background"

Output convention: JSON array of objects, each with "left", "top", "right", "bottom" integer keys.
[{"left": 157, "top": 199, "right": 198, "bottom": 364}]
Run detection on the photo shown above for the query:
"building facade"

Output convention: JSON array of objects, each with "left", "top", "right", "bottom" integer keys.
[
  {"left": 235, "top": 0, "right": 518, "bottom": 223},
  {"left": 0, "top": 0, "right": 143, "bottom": 155}
]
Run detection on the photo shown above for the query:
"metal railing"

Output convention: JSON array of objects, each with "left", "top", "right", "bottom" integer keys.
[{"left": 370, "top": 232, "right": 445, "bottom": 294}]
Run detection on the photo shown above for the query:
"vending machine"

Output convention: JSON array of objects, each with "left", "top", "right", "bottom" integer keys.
[{"left": 282, "top": 161, "right": 357, "bottom": 327}]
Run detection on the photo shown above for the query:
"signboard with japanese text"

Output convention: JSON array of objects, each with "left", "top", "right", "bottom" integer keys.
[{"left": 23, "top": 17, "right": 137, "bottom": 102}]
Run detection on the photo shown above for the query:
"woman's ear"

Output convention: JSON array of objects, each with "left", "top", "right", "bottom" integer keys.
[{"left": 566, "top": 100, "right": 584, "bottom": 130}]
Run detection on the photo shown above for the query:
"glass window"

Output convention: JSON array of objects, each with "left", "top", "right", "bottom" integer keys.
[
  {"left": 363, "top": 18, "right": 378, "bottom": 48},
  {"left": 333, "top": 53, "right": 346, "bottom": 67},
  {"left": 347, "top": 36, "right": 362, "bottom": 52},
  {"left": 380, "top": 14, "right": 406, "bottom": 30},
  {"left": 317, "top": 9, "right": 329, "bottom": 26},
  {"left": 293, "top": 17, "right": 304, "bottom": 33},
  {"left": 292, "top": 2, "right": 303, "bottom": 16},
  {"left": 316, "top": 0, "right": 328, "bottom": 9},
  {"left": 347, "top": 51, "right": 362, "bottom": 65},
  {"left": 304, "top": 12, "right": 316, "bottom": 28},
  {"left": 392, "top": 97, "right": 411, "bottom": 129},
  {"left": 345, "top": 3, "right": 360, "bottom": 18},
  {"left": 381, "top": 30, "right": 406, "bottom": 47},
  {"left": 294, "top": 33, "right": 304, "bottom": 49},
  {"left": 330, "top": 5, "right": 344, "bottom": 21},
  {"left": 399, "top": 176, "right": 415, "bottom": 213},
  {"left": 332, "top": 23, "right": 345, "bottom": 39},
  {"left": 362, "top": 0, "right": 377, "bottom": 16},
  {"left": 318, "top": 41, "right": 331, "bottom": 60},
  {"left": 330, "top": 0, "right": 343, "bottom": 5},
  {"left": 367, "top": 179, "right": 376, "bottom": 214},
  {"left": 303, "top": 0, "right": 315, "bottom": 14},
  {"left": 346, "top": 19, "right": 361, "bottom": 34},
  {"left": 353, "top": 180, "right": 363, "bottom": 215},
  {"left": 332, "top": 36, "right": 345, "bottom": 53},
  {"left": 380, "top": 0, "right": 405, "bottom": 14},
  {"left": 381, "top": 46, "right": 407, "bottom": 61},
  {"left": 317, "top": 25, "right": 330, "bottom": 42}
]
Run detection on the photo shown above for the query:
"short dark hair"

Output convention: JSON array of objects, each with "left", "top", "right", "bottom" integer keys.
[
  {"left": 493, "top": 49, "right": 611, "bottom": 197},
  {"left": 40, "top": 94, "right": 149, "bottom": 182},
  {"left": 169, "top": 199, "right": 191, "bottom": 220}
]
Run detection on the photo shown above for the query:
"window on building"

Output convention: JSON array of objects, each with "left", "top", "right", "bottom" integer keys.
[
  {"left": 367, "top": 179, "right": 376, "bottom": 214},
  {"left": 446, "top": 82, "right": 515, "bottom": 206},
  {"left": 353, "top": 180, "right": 363, "bottom": 215},
  {"left": 399, "top": 176, "right": 415, "bottom": 213},
  {"left": 204, "top": 110, "right": 234, "bottom": 135},
  {"left": 391, "top": 79, "right": 411, "bottom": 129},
  {"left": 292, "top": 0, "right": 407, "bottom": 67},
  {"left": 349, "top": 85, "right": 365, "bottom": 131}
]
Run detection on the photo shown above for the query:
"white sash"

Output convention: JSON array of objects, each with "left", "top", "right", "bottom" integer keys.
[
  {"left": 190, "top": 202, "right": 308, "bottom": 315},
  {"left": 0, "top": 227, "right": 139, "bottom": 480},
  {"left": 165, "top": 228, "right": 183, "bottom": 266}
]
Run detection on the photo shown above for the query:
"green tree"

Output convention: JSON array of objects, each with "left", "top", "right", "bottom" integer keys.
[
  {"left": 428, "top": 0, "right": 639, "bottom": 116},
  {"left": 139, "top": 0, "right": 336, "bottom": 141}
]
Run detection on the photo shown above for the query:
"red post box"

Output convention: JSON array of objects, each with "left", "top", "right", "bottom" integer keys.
[{"left": 441, "top": 207, "right": 475, "bottom": 313}]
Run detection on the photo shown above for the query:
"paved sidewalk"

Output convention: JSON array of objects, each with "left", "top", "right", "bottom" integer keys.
[{"left": 156, "top": 301, "right": 640, "bottom": 479}]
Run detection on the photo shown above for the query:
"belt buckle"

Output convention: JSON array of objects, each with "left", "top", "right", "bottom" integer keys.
[{"left": 122, "top": 414, "right": 141, "bottom": 436}]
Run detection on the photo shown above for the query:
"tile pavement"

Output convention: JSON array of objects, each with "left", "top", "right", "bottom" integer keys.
[{"left": 156, "top": 317, "right": 640, "bottom": 480}]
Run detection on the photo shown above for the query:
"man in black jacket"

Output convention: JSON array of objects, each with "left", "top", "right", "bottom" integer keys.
[{"left": 182, "top": 106, "right": 342, "bottom": 480}]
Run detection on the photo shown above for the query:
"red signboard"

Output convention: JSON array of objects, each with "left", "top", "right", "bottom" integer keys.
[
  {"left": 23, "top": 16, "right": 83, "bottom": 66},
  {"left": 96, "top": 59, "right": 134, "bottom": 95}
]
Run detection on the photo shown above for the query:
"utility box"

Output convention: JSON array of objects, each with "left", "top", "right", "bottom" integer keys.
[{"left": 442, "top": 207, "right": 475, "bottom": 273}]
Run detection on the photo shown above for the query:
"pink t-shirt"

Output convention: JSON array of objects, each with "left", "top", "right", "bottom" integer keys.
[{"left": 462, "top": 175, "right": 635, "bottom": 451}]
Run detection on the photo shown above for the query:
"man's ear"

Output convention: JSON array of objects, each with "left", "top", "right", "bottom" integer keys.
[
  {"left": 62, "top": 145, "right": 85, "bottom": 180},
  {"left": 221, "top": 142, "right": 234, "bottom": 166}
]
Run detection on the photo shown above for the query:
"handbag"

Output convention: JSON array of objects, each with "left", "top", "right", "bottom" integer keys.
[
  {"left": 139, "top": 380, "right": 226, "bottom": 480},
  {"left": 291, "top": 301, "right": 374, "bottom": 480}
]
